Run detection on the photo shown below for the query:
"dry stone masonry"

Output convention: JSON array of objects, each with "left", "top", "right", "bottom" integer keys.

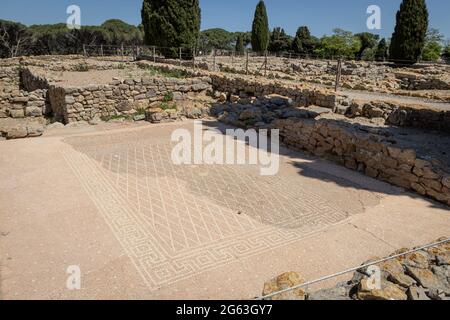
[{"left": 263, "top": 238, "right": 450, "bottom": 300}]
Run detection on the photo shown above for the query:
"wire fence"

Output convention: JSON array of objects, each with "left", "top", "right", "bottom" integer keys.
[{"left": 81, "top": 44, "right": 450, "bottom": 93}]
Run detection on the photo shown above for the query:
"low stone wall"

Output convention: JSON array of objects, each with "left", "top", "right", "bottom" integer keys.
[
  {"left": 21, "top": 67, "right": 50, "bottom": 91},
  {"left": 344, "top": 100, "right": 450, "bottom": 133},
  {"left": 0, "top": 66, "right": 49, "bottom": 119},
  {"left": 395, "top": 71, "right": 450, "bottom": 91},
  {"left": 210, "top": 75, "right": 337, "bottom": 108},
  {"left": 275, "top": 117, "right": 450, "bottom": 206},
  {"left": 52, "top": 76, "right": 212, "bottom": 123}
]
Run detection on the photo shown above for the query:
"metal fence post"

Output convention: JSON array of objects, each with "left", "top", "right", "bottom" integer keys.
[{"left": 83, "top": 44, "right": 87, "bottom": 57}]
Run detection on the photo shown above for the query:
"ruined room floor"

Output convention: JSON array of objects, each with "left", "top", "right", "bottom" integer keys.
[{"left": 0, "top": 120, "right": 449, "bottom": 300}]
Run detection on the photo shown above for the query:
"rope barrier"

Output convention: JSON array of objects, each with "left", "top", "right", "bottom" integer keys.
[{"left": 256, "top": 238, "right": 450, "bottom": 300}]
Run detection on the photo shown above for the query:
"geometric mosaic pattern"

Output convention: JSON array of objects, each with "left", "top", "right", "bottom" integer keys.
[{"left": 62, "top": 130, "right": 350, "bottom": 290}]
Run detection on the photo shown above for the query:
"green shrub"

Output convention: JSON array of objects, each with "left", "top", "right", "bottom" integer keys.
[
  {"left": 146, "top": 66, "right": 187, "bottom": 79},
  {"left": 163, "top": 91, "right": 174, "bottom": 102},
  {"left": 74, "top": 63, "right": 89, "bottom": 72}
]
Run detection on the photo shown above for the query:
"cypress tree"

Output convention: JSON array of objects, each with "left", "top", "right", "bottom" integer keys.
[
  {"left": 251, "top": 0, "right": 270, "bottom": 54},
  {"left": 235, "top": 35, "right": 245, "bottom": 55},
  {"left": 141, "top": 0, "right": 201, "bottom": 58},
  {"left": 389, "top": 0, "right": 428, "bottom": 64}
]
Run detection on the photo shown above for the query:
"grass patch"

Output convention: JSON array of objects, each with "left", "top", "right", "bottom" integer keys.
[
  {"left": 163, "top": 91, "right": 174, "bottom": 102},
  {"left": 160, "top": 102, "right": 177, "bottom": 110},
  {"left": 135, "top": 108, "right": 147, "bottom": 115},
  {"left": 146, "top": 66, "right": 188, "bottom": 79}
]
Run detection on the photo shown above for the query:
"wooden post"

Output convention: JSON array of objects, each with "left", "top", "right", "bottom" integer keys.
[
  {"left": 264, "top": 51, "right": 268, "bottom": 77},
  {"left": 193, "top": 47, "right": 196, "bottom": 70},
  {"left": 83, "top": 44, "right": 87, "bottom": 57},
  {"left": 231, "top": 50, "right": 234, "bottom": 66},
  {"left": 121, "top": 43, "right": 124, "bottom": 62},
  {"left": 100, "top": 44, "right": 103, "bottom": 57},
  {"left": 153, "top": 46, "right": 156, "bottom": 63},
  {"left": 213, "top": 49, "right": 216, "bottom": 72},
  {"left": 179, "top": 47, "right": 182, "bottom": 67},
  {"left": 246, "top": 51, "right": 249, "bottom": 75},
  {"left": 335, "top": 58, "right": 342, "bottom": 92}
]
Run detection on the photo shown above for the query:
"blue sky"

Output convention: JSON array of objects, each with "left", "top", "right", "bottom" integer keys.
[{"left": 1, "top": 0, "right": 449, "bottom": 39}]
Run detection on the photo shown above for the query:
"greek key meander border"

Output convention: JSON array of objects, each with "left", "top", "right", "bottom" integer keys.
[{"left": 62, "top": 145, "right": 350, "bottom": 291}]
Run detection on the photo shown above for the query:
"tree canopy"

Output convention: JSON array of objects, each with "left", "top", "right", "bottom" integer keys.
[
  {"left": 268, "top": 27, "right": 292, "bottom": 53},
  {"left": 292, "top": 26, "right": 318, "bottom": 55},
  {"left": 314, "top": 29, "right": 361, "bottom": 60}
]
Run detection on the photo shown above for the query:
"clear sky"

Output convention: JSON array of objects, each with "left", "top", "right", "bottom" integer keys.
[{"left": 1, "top": 0, "right": 449, "bottom": 39}]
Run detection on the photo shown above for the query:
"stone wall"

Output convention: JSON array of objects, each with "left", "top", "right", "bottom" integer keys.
[
  {"left": 275, "top": 116, "right": 450, "bottom": 206},
  {"left": 395, "top": 71, "right": 450, "bottom": 91},
  {"left": 210, "top": 74, "right": 337, "bottom": 109},
  {"left": 0, "top": 66, "right": 49, "bottom": 119},
  {"left": 343, "top": 100, "right": 450, "bottom": 133},
  {"left": 51, "top": 76, "right": 212, "bottom": 123},
  {"left": 21, "top": 67, "right": 50, "bottom": 92}
]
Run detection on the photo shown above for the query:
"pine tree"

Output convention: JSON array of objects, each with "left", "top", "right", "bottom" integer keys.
[
  {"left": 389, "top": 0, "right": 428, "bottom": 64},
  {"left": 141, "top": 0, "right": 201, "bottom": 58},
  {"left": 268, "top": 27, "right": 292, "bottom": 53},
  {"left": 375, "top": 38, "right": 388, "bottom": 61},
  {"left": 292, "top": 26, "right": 316, "bottom": 55},
  {"left": 235, "top": 34, "right": 245, "bottom": 55},
  {"left": 251, "top": 0, "right": 270, "bottom": 54}
]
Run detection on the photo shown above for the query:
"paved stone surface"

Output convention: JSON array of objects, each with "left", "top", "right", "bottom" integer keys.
[{"left": 0, "top": 120, "right": 449, "bottom": 299}]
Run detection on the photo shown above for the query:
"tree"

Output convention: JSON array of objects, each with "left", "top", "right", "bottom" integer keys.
[
  {"left": 314, "top": 29, "right": 361, "bottom": 60},
  {"left": 422, "top": 28, "right": 443, "bottom": 61},
  {"left": 101, "top": 19, "right": 143, "bottom": 46},
  {"left": 251, "top": 0, "right": 270, "bottom": 53},
  {"left": 141, "top": 0, "right": 201, "bottom": 58},
  {"left": 375, "top": 38, "right": 389, "bottom": 61},
  {"left": 235, "top": 34, "right": 245, "bottom": 55},
  {"left": 292, "top": 26, "right": 317, "bottom": 55},
  {"left": 268, "top": 27, "right": 292, "bottom": 53},
  {"left": 0, "top": 19, "right": 31, "bottom": 58},
  {"left": 443, "top": 42, "right": 450, "bottom": 63},
  {"left": 389, "top": 0, "right": 428, "bottom": 64},
  {"left": 199, "top": 28, "right": 235, "bottom": 51},
  {"left": 355, "top": 32, "right": 379, "bottom": 59}
]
